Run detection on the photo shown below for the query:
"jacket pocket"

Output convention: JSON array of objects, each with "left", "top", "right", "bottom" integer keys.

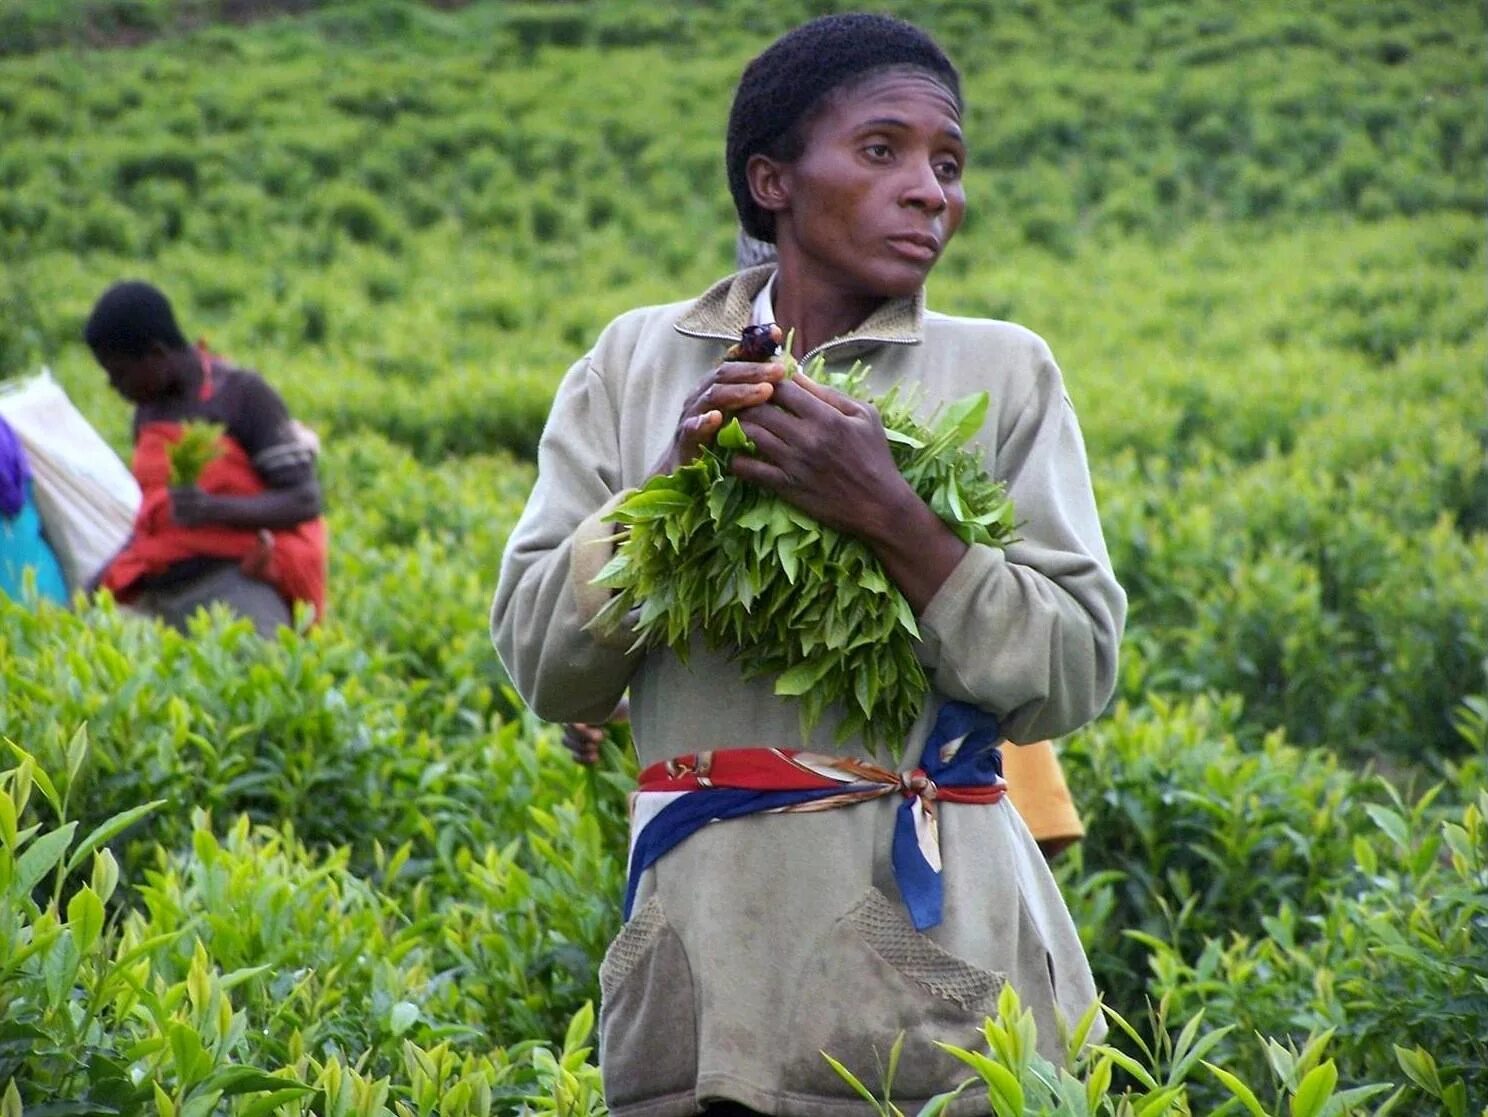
[
  {"left": 781, "top": 888, "right": 1004, "bottom": 1102},
  {"left": 598, "top": 896, "right": 698, "bottom": 1109}
]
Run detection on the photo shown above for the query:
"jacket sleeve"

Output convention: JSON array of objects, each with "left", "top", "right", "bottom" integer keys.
[
  {"left": 914, "top": 341, "right": 1126, "bottom": 743},
  {"left": 490, "top": 354, "right": 641, "bottom": 724}
]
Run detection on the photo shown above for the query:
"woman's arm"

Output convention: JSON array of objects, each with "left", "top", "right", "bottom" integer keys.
[
  {"left": 495, "top": 329, "right": 789, "bottom": 724},
  {"left": 910, "top": 345, "right": 1125, "bottom": 742},
  {"left": 492, "top": 356, "right": 642, "bottom": 725},
  {"left": 170, "top": 478, "right": 321, "bottom": 530}
]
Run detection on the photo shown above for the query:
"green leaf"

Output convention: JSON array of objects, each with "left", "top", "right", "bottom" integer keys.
[
  {"left": 1134, "top": 1086, "right": 1184, "bottom": 1116},
  {"left": 1440, "top": 1080, "right": 1467, "bottom": 1117},
  {"left": 717, "top": 417, "right": 755, "bottom": 452},
  {"left": 199, "top": 1066, "right": 314, "bottom": 1099},
  {"left": 884, "top": 427, "right": 925, "bottom": 449},
  {"left": 774, "top": 658, "right": 834, "bottom": 697},
  {"left": 937, "top": 1046, "right": 1022, "bottom": 1117},
  {"left": 1290, "top": 1061, "right": 1337, "bottom": 1117},
  {"left": 389, "top": 1001, "right": 419, "bottom": 1036},
  {"left": 818, "top": 1052, "right": 884, "bottom": 1115},
  {"left": 239, "top": 1089, "right": 321, "bottom": 1117},
  {"left": 64, "top": 724, "right": 89, "bottom": 787},
  {"left": 1325, "top": 1084, "right": 1394, "bottom": 1114},
  {"left": 65, "top": 801, "right": 165, "bottom": 874},
  {"left": 1095, "top": 1045, "right": 1160, "bottom": 1092},
  {"left": 6, "top": 744, "right": 60, "bottom": 817},
  {"left": 563, "top": 1002, "right": 595, "bottom": 1056},
  {"left": 168, "top": 1022, "right": 208, "bottom": 1083},
  {"left": 67, "top": 886, "right": 105, "bottom": 955},
  {"left": 1363, "top": 804, "right": 1410, "bottom": 850},
  {"left": 1203, "top": 1061, "right": 1268, "bottom": 1117},
  {"left": 1169, "top": 1023, "right": 1235, "bottom": 1086},
  {"left": 0, "top": 793, "right": 16, "bottom": 851},
  {"left": 1392, "top": 1045, "right": 1441, "bottom": 1095},
  {"left": 16, "top": 822, "right": 76, "bottom": 896},
  {"left": 917, "top": 1081, "right": 972, "bottom": 1117},
  {"left": 179, "top": 1091, "right": 223, "bottom": 1117},
  {"left": 935, "top": 392, "right": 989, "bottom": 449}
]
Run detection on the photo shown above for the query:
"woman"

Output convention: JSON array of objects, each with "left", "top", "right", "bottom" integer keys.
[
  {"left": 85, "top": 280, "right": 327, "bottom": 637},
  {"left": 493, "top": 14, "right": 1125, "bottom": 1116},
  {"left": 0, "top": 415, "right": 68, "bottom": 605}
]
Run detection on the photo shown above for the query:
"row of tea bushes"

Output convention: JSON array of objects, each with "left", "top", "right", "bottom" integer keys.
[
  {"left": 1, "top": 0, "right": 1482, "bottom": 374},
  {"left": 1143, "top": 784, "right": 1488, "bottom": 1100},
  {"left": 0, "top": 596, "right": 633, "bottom": 1047},
  {"left": 4, "top": 675, "right": 1481, "bottom": 1110},
  {"left": 0, "top": 756, "right": 609, "bottom": 1115}
]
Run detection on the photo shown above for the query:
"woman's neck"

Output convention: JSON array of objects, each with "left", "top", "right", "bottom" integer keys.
[
  {"left": 769, "top": 254, "right": 886, "bottom": 359},
  {"left": 162, "top": 348, "right": 205, "bottom": 401}
]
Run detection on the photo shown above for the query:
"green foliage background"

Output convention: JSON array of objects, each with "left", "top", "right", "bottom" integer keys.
[{"left": 0, "top": 0, "right": 1484, "bottom": 1113}]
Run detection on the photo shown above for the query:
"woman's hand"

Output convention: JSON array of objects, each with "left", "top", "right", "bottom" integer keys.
[
  {"left": 729, "top": 373, "right": 914, "bottom": 538},
  {"left": 560, "top": 695, "right": 630, "bottom": 765},
  {"left": 648, "top": 359, "right": 788, "bottom": 478},
  {"left": 730, "top": 372, "right": 970, "bottom": 613},
  {"left": 561, "top": 721, "right": 606, "bottom": 765},
  {"left": 168, "top": 485, "right": 220, "bottom": 526}
]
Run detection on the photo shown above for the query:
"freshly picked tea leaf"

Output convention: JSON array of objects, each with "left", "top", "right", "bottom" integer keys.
[
  {"left": 168, "top": 420, "right": 226, "bottom": 487},
  {"left": 592, "top": 337, "right": 1016, "bottom": 759}
]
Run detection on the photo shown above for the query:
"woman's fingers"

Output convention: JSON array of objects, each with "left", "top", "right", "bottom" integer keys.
[
  {"left": 678, "top": 409, "right": 724, "bottom": 455},
  {"left": 773, "top": 373, "right": 869, "bottom": 419},
  {"left": 659, "top": 359, "right": 787, "bottom": 474},
  {"left": 729, "top": 451, "right": 794, "bottom": 492},
  {"left": 561, "top": 722, "right": 605, "bottom": 764},
  {"left": 699, "top": 380, "right": 775, "bottom": 414},
  {"left": 733, "top": 420, "right": 794, "bottom": 468},
  {"left": 715, "top": 359, "right": 788, "bottom": 384},
  {"left": 790, "top": 371, "right": 866, "bottom": 416}
]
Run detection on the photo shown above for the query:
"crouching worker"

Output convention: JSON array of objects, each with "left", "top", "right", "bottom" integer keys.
[{"left": 85, "top": 280, "right": 326, "bottom": 637}]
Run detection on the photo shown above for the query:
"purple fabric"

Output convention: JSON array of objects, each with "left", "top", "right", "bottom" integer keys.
[{"left": 0, "top": 417, "right": 30, "bottom": 520}]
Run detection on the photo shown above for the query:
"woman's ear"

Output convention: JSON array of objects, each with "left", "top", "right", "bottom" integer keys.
[{"left": 746, "top": 153, "right": 790, "bottom": 218}]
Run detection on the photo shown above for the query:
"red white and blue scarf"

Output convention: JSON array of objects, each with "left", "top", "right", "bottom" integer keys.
[{"left": 625, "top": 701, "right": 1006, "bottom": 931}]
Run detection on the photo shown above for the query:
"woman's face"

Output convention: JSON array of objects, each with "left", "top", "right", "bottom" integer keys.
[
  {"left": 767, "top": 69, "right": 967, "bottom": 301},
  {"left": 94, "top": 345, "right": 174, "bottom": 405}
]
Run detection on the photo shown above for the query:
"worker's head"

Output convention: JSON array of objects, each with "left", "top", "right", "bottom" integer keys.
[
  {"left": 725, "top": 14, "right": 965, "bottom": 302},
  {"left": 726, "top": 13, "right": 963, "bottom": 246},
  {"left": 84, "top": 280, "right": 192, "bottom": 404}
]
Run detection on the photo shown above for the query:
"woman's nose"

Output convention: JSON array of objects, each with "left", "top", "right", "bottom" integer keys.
[{"left": 901, "top": 161, "right": 948, "bottom": 212}]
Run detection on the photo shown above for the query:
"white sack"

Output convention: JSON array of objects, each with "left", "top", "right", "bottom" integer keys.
[{"left": 0, "top": 370, "right": 140, "bottom": 592}]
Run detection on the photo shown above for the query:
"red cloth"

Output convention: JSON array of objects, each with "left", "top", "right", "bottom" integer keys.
[{"left": 101, "top": 420, "right": 326, "bottom": 620}]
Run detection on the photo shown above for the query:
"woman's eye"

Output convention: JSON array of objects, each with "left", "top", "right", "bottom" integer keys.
[
  {"left": 935, "top": 159, "right": 963, "bottom": 182},
  {"left": 864, "top": 143, "right": 893, "bottom": 161}
]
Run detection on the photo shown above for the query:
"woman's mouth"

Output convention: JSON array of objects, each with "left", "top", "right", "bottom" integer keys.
[{"left": 886, "top": 233, "right": 940, "bottom": 262}]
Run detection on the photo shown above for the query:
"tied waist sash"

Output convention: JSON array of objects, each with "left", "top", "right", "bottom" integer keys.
[{"left": 625, "top": 700, "right": 1006, "bottom": 931}]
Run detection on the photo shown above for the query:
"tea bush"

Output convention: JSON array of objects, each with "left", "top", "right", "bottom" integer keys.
[
  {"left": 828, "top": 985, "right": 1404, "bottom": 1117},
  {"left": 1140, "top": 785, "right": 1488, "bottom": 1106},
  {"left": 0, "top": 756, "right": 608, "bottom": 1112}
]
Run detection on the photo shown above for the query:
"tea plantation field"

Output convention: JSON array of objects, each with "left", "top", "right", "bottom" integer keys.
[{"left": 1, "top": 0, "right": 1485, "bottom": 1113}]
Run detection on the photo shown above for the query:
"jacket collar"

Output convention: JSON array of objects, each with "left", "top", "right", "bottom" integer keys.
[{"left": 674, "top": 266, "right": 926, "bottom": 363}]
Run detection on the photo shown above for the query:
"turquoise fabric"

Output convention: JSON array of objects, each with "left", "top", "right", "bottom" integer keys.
[{"left": 0, "top": 481, "right": 68, "bottom": 604}]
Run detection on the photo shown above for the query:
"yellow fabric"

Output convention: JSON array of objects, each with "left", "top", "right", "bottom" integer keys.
[{"left": 1003, "top": 740, "right": 1083, "bottom": 853}]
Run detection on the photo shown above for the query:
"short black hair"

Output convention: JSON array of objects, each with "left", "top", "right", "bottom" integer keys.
[
  {"left": 726, "top": 13, "right": 963, "bottom": 243},
  {"left": 83, "top": 280, "right": 188, "bottom": 357}
]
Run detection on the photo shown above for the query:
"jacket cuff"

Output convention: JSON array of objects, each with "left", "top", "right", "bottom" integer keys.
[
  {"left": 916, "top": 544, "right": 1002, "bottom": 669},
  {"left": 570, "top": 489, "right": 636, "bottom": 647}
]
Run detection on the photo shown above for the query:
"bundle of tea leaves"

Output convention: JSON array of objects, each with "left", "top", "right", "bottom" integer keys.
[
  {"left": 591, "top": 354, "right": 1016, "bottom": 759},
  {"left": 167, "top": 420, "right": 226, "bottom": 486}
]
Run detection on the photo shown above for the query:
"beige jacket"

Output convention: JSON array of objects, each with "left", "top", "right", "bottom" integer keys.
[{"left": 492, "top": 268, "right": 1125, "bottom": 1117}]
